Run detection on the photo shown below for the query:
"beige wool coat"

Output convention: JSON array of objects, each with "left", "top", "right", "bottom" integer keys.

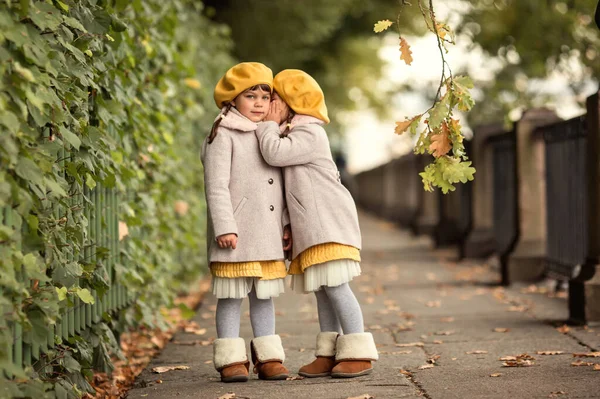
[
  {"left": 201, "top": 108, "right": 288, "bottom": 263},
  {"left": 255, "top": 117, "right": 361, "bottom": 259}
]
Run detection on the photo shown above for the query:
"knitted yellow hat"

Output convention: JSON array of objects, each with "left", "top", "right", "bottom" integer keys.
[
  {"left": 273, "top": 69, "right": 330, "bottom": 124},
  {"left": 213, "top": 62, "right": 273, "bottom": 109}
]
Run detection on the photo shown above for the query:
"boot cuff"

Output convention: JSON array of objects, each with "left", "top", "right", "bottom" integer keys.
[
  {"left": 213, "top": 337, "right": 248, "bottom": 371},
  {"left": 335, "top": 333, "right": 379, "bottom": 361},
  {"left": 315, "top": 331, "right": 339, "bottom": 357},
  {"left": 252, "top": 334, "right": 285, "bottom": 363}
]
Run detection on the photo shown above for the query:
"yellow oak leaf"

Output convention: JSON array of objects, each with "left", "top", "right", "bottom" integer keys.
[
  {"left": 374, "top": 19, "right": 393, "bottom": 33},
  {"left": 400, "top": 37, "right": 413, "bottom": 65},
  {"left": 429, "top": 123, "right": 452, "bottom": 158}
]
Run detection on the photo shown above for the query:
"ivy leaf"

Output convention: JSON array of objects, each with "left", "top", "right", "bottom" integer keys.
[
  {"left": 75, "top": 288, "right": 95, "bottom": 304},
  {"left": 55, "top": 287, "right": 68, "bottom": 301},
  {"left": 429, "top": 124, "right": 452, "bottom": 158},
  {"left": 399, "top": 37, "right": 413, "bottom": 65},
  {"left": 85, "top": 173, "right": 96, "bottom": 190},
  {"left": 15, "top": 158, "right": 44, "bottom": 186},
  {"left": 374, "top": 19, "right": 393, "bottom": 33},
  {"left": 59, "top": 126, "right": 82, "bottom": 150}
]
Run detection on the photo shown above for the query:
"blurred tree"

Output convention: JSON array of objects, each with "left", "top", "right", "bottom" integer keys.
[
  {"left": 459, "top": 0, "right": 600, "bottom": 124},
  {"left": 202, "top": 0, "right": 425, "bottom": 138}
]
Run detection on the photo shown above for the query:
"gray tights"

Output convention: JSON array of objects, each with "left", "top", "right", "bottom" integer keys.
[
  {"left": 314, "top": 283, "right": 364, "bottom": 334},
  {"left": 216, "top": 286, "right": 275, "bottom": 338}
]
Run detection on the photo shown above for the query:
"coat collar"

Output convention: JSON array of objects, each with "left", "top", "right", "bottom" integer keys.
[
  {"left": 216, "top": 107, "right": 258, "bottom": 132},
  {"left": 279, "top": 114, "right": 325, "bottom": 133}
]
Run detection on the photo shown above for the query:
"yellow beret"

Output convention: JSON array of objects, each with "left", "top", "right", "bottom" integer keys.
[
  {"left": 214, "top": 62, "right": 273, "bottom": 109},
  {"left": 273, "top": 69, "right": 330, "bottom": 124}
]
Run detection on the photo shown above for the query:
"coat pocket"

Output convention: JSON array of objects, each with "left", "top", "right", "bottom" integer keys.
[
  {"left": 233, "top": 196, "right": 248, "bottom": 216},
  {"left": 288, "top": 192, "right": 306, "bottom": 213}
]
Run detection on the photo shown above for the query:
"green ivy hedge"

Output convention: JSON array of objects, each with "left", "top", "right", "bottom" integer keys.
[{"left": 0, "top": 0, "right": 232, "bottom": 397}]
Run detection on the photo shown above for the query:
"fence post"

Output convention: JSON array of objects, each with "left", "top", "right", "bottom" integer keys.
[
  {"left": 507, "top": 108, "right": 560, "bottom": 282},
  {"left": 584, "top": 90, "right": 600, "bottom": 321},
  {"left": 463, "top": 124, "right": 505, "bottom": 258}
]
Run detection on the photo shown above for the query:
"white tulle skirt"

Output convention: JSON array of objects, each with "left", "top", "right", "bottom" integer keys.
[
  {"left": 291, "top": 259, "right": 361, "bottom": 294},
  {"left": 212, "top": 276, "right": 286, "bottom": 300}
]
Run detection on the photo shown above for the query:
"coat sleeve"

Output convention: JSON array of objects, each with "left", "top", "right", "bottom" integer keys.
[
  {"left": 201, "top": 132, "right": 238, "bottom": 237},
  {"left": 255, "top": 121, "right": 320, "bottom": 167}
]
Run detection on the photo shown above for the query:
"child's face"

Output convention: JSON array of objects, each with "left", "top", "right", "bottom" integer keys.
[{"left": 232, "top": 87, "right": 271, "bottom": 122}]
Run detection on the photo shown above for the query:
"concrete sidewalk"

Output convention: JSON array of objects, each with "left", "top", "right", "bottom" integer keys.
[{"left": 128, "top": 211, "right": 600, "bottom": 399}]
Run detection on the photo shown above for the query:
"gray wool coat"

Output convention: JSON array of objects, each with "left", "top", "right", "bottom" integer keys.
[
  {"left": 255, "top": 117, "right": 362, "bottom": 259},
  {"left": 201, "top": 108, "right": 288, "bottom": 263}
]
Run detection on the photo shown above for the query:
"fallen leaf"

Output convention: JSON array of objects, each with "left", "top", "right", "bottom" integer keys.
[
  {"left": 218, "top": 394, "right": 237, "bottom": 399},
  {"left": 425, "top": 300, "right": 441, "bottom": 308},
  {"left": 427, "top": 355, "right": 441, "bottom": 364},
  {"left": 433, "top": 340, "right": 443, "bottom": 344},
  {"left": 503, "top": 360, "right": 534, "bottom": 367},
  {"left": 500, "top": 356, "right": 517, "bottom": 361},
  {"left": 493, "top": 328, "right": 509, "bottom": 333},
  {"left": 440, "top": 317, "right": 455, "bottom": 323},
  {"left": 399, "top": 37, "right": 413, "bottom": 65},
  {"left": 451, "top": 357, "right": 457, "bottom": 361},
  {"left": 286, "top": 376, "right": 305, "bottom": 381},
  {"left": 151, "top": 365, "right": 190, "bottom": 373},
  {"left": 396, "top": 342, "right": 425, "bottom": 347},
  {"left": 571, "top": 360, "right": 594, "bottom": 366},
  {"left": 155, "top": 379, "right": 163, "bottom": 384},
  {"left": 490, "top": 373, "right": 502, "bottom": 377},
  {"left": 594, "top": 364, "right": 600, "bottom": 370},
  {"left": 572, "top": 352, "right": 600, "bottom": 358},
  {"left": 435, "top": 330, "right": 455, "bottom": 336},
  {"left": 548, "top": 391, "right": 566, "bottom": 398},
  {"left": 536, "top": 351, "right": 564, "bottom": 355},
  {"left": 204, "top": 360, "right": 212, "bottom": 364},
  {"left": 418, "top": 364, "right": 434, "bottom": 370},
  {"left": 507, "top": 305, "right": 528, "bottom": 312},
  {"left": 466, "top": 350, "right": 488, "bottom": 355},
  {"left": 298, "top": 348, "right": 306, "bottom": 352},
  {"left": 556, "top": 325, "right": 570, "bottom": 334},
  {"left": 399, "top": 369, "right": 412, "bottom": 376}
]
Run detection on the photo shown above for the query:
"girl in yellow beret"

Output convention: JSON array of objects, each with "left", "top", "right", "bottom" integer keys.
[
  {"left": 201, "top": 62, "right": 292, "bottom": 382},
  {"left": 255, "top": 69, "right": 378, "bottom": 379}
]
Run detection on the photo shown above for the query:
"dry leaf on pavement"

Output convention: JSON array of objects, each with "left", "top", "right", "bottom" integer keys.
[
  {"left": 151, "top": 365, "right": 190, "bottom": 373},
  {"left": 466, "top": 350, "right": 488, "bottom": 355},
  {"left": 571, "top": 360, "right": 594, "bottom": 367},
  {"left": 593, "top": 364, "right": 600, "bottom": 370},
  {"left": 548, "top": 391, "right": 566, "bottom": 397},
  {"left": 490, "top": 373, "right": 502, "bottom": 377},
  {"left": 435, "top": 330, "right": 455, "bottom": 336},
  {"left": 536, "top": 351, "right": 564, "bottom": 355},
  {"left": 572, "top": 352, "right": 600, "bottom": 358},
  {"left": 286, "top": 376, "right": 305, "bottom": 381},
  {"left": 396, "top": 342, "right": 425, "bottom": 347},
  {"left": 556, "top": 325, "right": 570, "bottom": 334},
  {"left": 418, "top": 364, "right": 434, "bottom": 370},
  {"left": 440, "top": 317, "right": 455, "bottom": 323},
  {"left": 433, "top": 340, "right": 443, "bottom": 344},
  {"left": 507, "top": 305, "right": 528, "bottom": 312},
  {"left": 218, "top": 394, "right": 237, "bottom": 399},
  {"left": 347, "top": 395, "right": 374, "bottom": 399},
  {"left": 501, "top": 353, "right": 535, "bottom": 367},
  {"left": 399, "top": 369, "right": 412, "bottom": 376},
  {"left": 493, "top": 328, "right": 510, "bottom": 333},
  {"left": 425, "top": 301, "right": 441, "bottom": 308}
]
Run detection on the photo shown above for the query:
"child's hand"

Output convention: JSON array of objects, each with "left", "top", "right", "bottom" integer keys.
[
  {"left": 216, "top": 233, "right": 237, "bottom": 249},
  {"left": 265, "top": 95, "right": 290, "bottom": 124},
  {"left": 283, "top": 225, "right": 292, "bottom": 251}
]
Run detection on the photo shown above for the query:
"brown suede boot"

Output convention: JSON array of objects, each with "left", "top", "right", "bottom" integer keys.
[
  {"left": 213, "top": 338, "right": 249, "bottom": 383},
  {"left": 331, "top": 333, "right": 378, "bottom": 379},
  {"left": 251, "top": 335, "right": 290, "bottom": 380},
  {"left": 220, "top": 361, "right": 250, "bottom": 383},
  {"left": 331, "top": 360, "right": 373, "bottom": 378},
  {"left": 298, "top": 356, "right": 336, "bottom": 377}
]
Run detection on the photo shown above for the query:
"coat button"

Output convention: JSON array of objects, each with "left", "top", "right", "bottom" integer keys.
[
  {"left": 268, "top": 178, "right": 274, "bottom": 184},
  {"left": 269, "top": 205, "right": 274, "bottom": 211}
]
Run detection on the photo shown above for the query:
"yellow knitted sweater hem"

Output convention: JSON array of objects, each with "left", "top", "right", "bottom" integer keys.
[
  {"left": 288, "top": 243, "right": 361, "bottom": 275},
  {"left": 211, "top": 260, "right": 287, "bottom": 281}
]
